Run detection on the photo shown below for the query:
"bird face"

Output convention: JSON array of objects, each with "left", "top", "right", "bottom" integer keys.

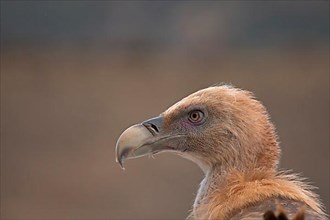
[{"left": 116, "top": 86, "right": 279, "bottom": 171}]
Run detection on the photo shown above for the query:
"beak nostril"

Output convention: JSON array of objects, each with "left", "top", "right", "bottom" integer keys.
[
  {"left": 142, "top": 116, "right": 163, "bottom": 135},
  {"left": 143, "top": 123, "right": 159, "bottom": 135},
  {"left": 150, "top": 124, "right": 159, "bottom": 133}
]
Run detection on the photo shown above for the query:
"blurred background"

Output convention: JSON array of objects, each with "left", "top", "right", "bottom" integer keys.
[{"left": 1, "top": 1, "right": 329, "bottom": 219}]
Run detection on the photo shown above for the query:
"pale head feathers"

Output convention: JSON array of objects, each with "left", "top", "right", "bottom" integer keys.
[{"left": 164, "top": 85, "right": 280, "bottom": 171}]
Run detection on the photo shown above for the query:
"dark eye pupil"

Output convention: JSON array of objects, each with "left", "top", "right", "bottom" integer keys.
[
  {"left": 188, "top": 110, "right": 205, "bottom": 124},
  {"left": 190, "top": 111, "right": 201, "bottom": 121}
]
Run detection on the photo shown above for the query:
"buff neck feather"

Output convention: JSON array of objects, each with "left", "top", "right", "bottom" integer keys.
[{"left": 191, "top": 167, "right": 325, "bottom": 219}]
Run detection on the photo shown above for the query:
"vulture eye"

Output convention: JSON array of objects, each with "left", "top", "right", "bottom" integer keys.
[{"left": 188, "top": 110, "right": 205, "bottom": 124}]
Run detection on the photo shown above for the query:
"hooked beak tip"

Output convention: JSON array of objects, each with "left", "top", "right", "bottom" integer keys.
[
  {"left": 115, "top": 124, "right": 154, "bottom": 170},
  {"left": 116, "top": 157, "right": 125, "bottom": 170}
]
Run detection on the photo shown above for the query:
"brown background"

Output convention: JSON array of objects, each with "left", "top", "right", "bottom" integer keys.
[{"left": 1, "top": 1, "right": 329, "bottom": 219}]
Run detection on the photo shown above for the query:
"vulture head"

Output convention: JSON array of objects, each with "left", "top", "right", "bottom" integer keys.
[
  {"left": 115, "top": 85, "right": 325, "bottom": 219},
  {"left": 116, "top": 85, "right": 279, "bottom": 173}
]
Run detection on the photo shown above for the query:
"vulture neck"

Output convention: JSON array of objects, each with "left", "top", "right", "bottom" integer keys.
[
  {"left": 192, "top": 164, "right": 324, "bottom": 219},
  {"left": 193, "top": 163, "right": 277, "bottom": 216}
]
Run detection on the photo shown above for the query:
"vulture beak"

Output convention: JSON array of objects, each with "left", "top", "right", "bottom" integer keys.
[{"left": 116, "top": 116, "right": 183, "bottom": 169}]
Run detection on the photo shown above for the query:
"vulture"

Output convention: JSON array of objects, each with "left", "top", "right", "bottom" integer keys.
[{"left": 115, "top": 85, "right": 327, "bottom": 220}]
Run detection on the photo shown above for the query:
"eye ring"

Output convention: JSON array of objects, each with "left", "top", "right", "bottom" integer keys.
[{"left": 188, "top": 110, "right": 205, "bottom": 124}]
